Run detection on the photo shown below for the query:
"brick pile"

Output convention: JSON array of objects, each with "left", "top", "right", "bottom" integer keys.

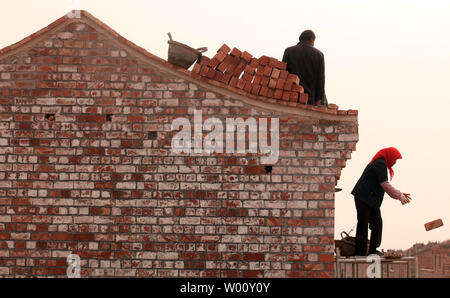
[{"left": 192, "top": 44, "right": 309, "bottom": 104}]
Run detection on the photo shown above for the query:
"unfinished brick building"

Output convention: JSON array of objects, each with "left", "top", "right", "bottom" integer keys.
[
  {"left": 0, "top": 11, "right": 358, "bottom": 278},
  {"left": 403, "top": 241, "right": 450, "bottom": 278}
]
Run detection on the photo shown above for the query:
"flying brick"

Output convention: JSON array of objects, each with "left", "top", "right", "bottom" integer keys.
[{"left": 424, "top": 219, "right": 444, "bottom": 231}]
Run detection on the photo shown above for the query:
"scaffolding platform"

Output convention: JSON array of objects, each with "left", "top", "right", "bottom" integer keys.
[{"left": 335, "top": 248, "right": 419, "bottom": 278}]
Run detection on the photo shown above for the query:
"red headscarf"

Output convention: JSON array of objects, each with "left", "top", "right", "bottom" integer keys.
[{"left": 370, "top": 147, "right": 402, "bottom": 180}]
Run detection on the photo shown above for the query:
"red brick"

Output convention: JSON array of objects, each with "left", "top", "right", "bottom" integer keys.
[
  {"left": 292, "top": 84, "right": 304, "bottom": 93},
  {"left": 274, "top": 89, "right": 283, "bottom": 99},
  {"left": 253, "top": 75, "right": 262, "bottom": 85},
  {"left": 249, "top": 58, "right": 259, "bottom": 67},
  {"left": 271, "top": 68, "right": 280, "bottom": 79},
  {"left": 287, "top": 73, "right": 300, "bottom": 85},
  {"left": 213, "top": 51, "right": 227, "bottom": 63},
  {"left": 251, "top": 84, "right": 261, "bottom": 95},
  {"left": 217, "top": 55, "right": 233, "bottom": 72},
  {"left": 214, "top": 71, "right": 223, "bottom": 81},
  {"left": 276, "top": 79, "right": 286, "bottom": 90},
  {"left": 244, "top": 64, "right": 256, "bottom": 75},
  {"left": 80, "top": 33, "right": 99, "bottom": 41},
  {"left": 200, "top": 65, "right": 210, "bottom": 77},
  {"left": 217, "top": 62, "right": 227, "bottom": 73},
  {"left": 237, "top": 78, "right": 246, "bottom": 89},
  {"left": 260, "top": 76, "right": 270, "bottom": 86},
  {"left": 255, "top": 66, "right": 265, "bottom": 76},
  {"left": 268, "top": 57, "right": 279, "bottom": 68},
  {"left": 284, "top": 80, "right": 293, "bottom": 91},
  {"left": 207, "top": 67, "right": 216, "bottom": 79},
  {"left": 267, "top": 218, "right": 284, "bottom": 226},
  {"left": 259, "top": 86, "right": 269, "bottom": 97},
  {"left": 36, "top": 165, "right": 54, "bottom": 172},
  {"left": 299, "top": 92, "right": 309, "bottom": 104},
  {"left": 221, "top": 73, "right": 232, "bottom": 84},
  {"left": 74, "top": 233, "right": 94, "bottom": 241},
  {"left": 90, "top": 207, "right": 111, "bottom": 215},
  {"left": 232, "top": 60, "right": 247, "bottom": 77},
  {"left": 241, "top": 51, "right": 253, "bottom": 62},
  {"left": 208, "top": 58, "right": 220, "bottom": 69},
  {"left": 76, "top": 115, "right": 106, "bottom": 122},
  {"left": 37, "top": 82, "right": 57, "bottom": 89},
  {"left": 263, "top": 66, "right": 273, "bottom": 77},
  {"left": 268, "top": 78, "right": 277, "bottom": 89},
  {"left": 218, "top": 44, "right": 231, "bottom": 54},
  {"left": 224, "top": 56, "right": 240, "bottom": 74},
  {"left": 192, "top": 63, "right": 201, "bottom": 74},
  {"left": 258, "top": 55, "right": 270, "bottom": 66},
  {"left": 230, "top": 47, "right": 242, "bottom": 58},
  {"left": 243, "top": 80, "right": 253, "bottom": 93},
  {"left": 279, "top": 70, "right": 289, "bottom": 80},
  {"left": 282, "top": 91, "right": 291, "bottom": 101},
  {"left": 277, "top": 60, "right": 287, "bottom": 70},
  {"left": 37, "top": 65, "right": 57, "bottom": 72},
  {"left": 174, "top": 208, "right": 185, "bottom": 216},
  {"left": 288, "top": 219, "right": 316, "bottom": 226},
  {"left": 229, "top": 76, "right": 239, "bottom": 88},
  {"left": 244, "top": 253, "right": 265, "bottom": 261},
  {"left": 84, "top": 148, "right": 105, "bottom": 155},
  {"left": 424, "top": 219, "right": 444, "bottom": 231},
  {"left": 328, "top": 104, "right": 339, "bottom": 110},
  {"left": 304, "top": 246, "right": 324, "bottom": 253},
  {"left": 287, "top": 271, "right": 307, "bottom": 278},
  {"left": 304, "top": 209, "right": 324, "bottom": 217},
  {"left": 128, "top": 115, "right": 146, "bottom": 122},
  {"left": 242, "top": 73, "right": 253, "bottom": 82},
  {"left": 243, "top": 270, "right": 264, "bottom": 278},
  {"left": 52, "top": 233, "right": 72, "bottom": 241},
  {"left": 290, "top": 92, "right": 299, "bottom": 102}
]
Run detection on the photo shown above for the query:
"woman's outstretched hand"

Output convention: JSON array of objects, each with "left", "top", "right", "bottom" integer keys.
[{"left": 400, "top": 193, "right": 412, "bottom": 205}]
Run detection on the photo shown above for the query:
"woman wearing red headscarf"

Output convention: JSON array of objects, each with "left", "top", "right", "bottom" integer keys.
[{"left": 351, "top": 147, "right": 412, "bottom": 256}]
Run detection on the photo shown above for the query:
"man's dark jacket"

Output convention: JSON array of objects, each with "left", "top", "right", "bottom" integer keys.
[
  {"left": 282, "top": 42, "right": 325, "bottom": 105},
  {"left": 351, "top": 158, "right": 389, "bottom": 209}
]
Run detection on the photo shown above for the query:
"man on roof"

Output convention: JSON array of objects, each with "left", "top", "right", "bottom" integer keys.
[{"left": 282, "top": 30, "right": 326, "bottom": 106}]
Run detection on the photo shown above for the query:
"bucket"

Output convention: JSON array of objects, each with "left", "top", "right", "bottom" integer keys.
[{"left": 167, "top": 33, "right": 208, "bottom": 69}]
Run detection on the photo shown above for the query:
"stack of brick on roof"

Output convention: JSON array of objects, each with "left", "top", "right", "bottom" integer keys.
[{"left": 192, "top": 44, "right": 309, "bottom": 104}]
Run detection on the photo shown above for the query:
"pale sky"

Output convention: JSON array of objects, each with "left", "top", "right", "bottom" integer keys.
[{"left": 1, "top": 0, "right": 449, "bottom": 250}]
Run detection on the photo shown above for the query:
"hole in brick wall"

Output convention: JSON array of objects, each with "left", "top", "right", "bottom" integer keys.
[
  {"left": 148, "top": 131, "right": 158, "bottom": 140},
  {"left": 265, "top": 166, "right": 273, "bottom": 174},
  {"left": 106, "top": 114, "right": 112, "bottom": 122},
  {"left": 36, "top": 241, "right": 47, "bottom": 250},
  {"left": 45, "top": 114, "right": 55, "bottom": 121}
]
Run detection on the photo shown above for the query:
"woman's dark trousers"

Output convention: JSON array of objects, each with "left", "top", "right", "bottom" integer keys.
[{"left": 354, "top": 197, "right": 382, "bottom": 255}]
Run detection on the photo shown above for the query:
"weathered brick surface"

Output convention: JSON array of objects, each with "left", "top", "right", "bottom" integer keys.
[{"left": 0, "top": 12, "right": 358, "bottom": 278}]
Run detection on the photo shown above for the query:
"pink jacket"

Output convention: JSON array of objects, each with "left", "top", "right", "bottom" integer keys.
[{"left": 380, "top": 181, "right": 402, "bottom": 200}]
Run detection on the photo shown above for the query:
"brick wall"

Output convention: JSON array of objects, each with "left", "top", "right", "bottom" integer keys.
[{"left": 0, "top": 11, "right": 358, "bottom": 278}]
